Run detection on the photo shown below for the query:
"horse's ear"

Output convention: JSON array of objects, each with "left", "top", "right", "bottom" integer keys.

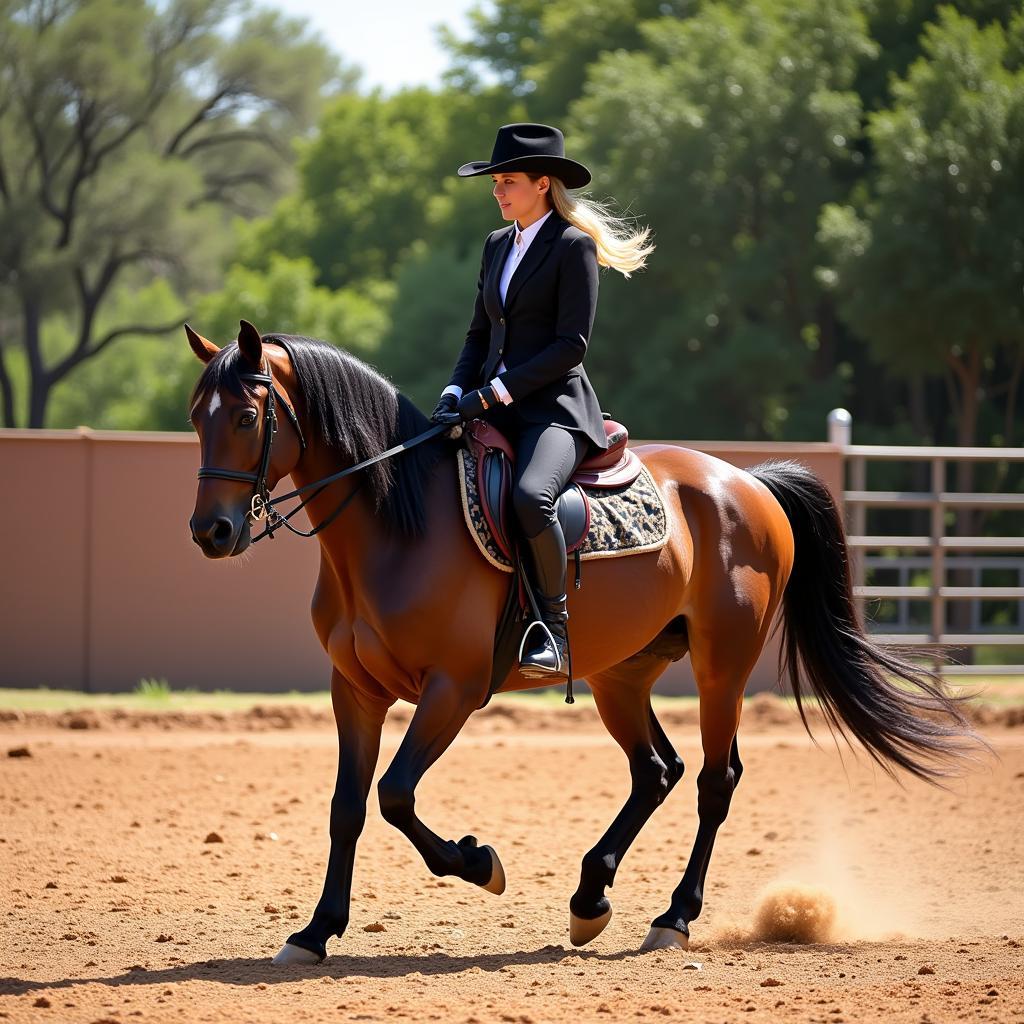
[
  {"left": 185, "top": 323, "right": 219, "bottom": 364},
  {"left": 237, "top": 319, "right": 263, "bottom": 369}
]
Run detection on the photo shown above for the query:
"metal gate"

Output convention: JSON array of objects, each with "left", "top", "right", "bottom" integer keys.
[{"left": 828, "top": 410, "right": 1024, "bottom": 677}]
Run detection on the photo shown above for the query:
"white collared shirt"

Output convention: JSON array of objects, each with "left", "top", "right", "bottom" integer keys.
[
  {"left": 444, "top": 208, "right": 555, "bottom": 407},
  {"left": 498, "top": 207, "right": 553, "bottom": 306}
]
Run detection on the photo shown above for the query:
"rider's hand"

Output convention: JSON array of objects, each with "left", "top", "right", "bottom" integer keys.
[
  {"left": 430, "top": 392, "right": 461, "bottom": 425},
  {"left": 456, "top": 386, "right": 498, "bottom": 422}
]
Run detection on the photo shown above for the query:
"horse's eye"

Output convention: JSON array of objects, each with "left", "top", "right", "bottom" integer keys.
[{"left": 240, "top": 411, "right": 257, "bottom": 427}]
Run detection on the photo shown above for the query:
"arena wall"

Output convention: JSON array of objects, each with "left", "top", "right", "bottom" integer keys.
[{"left": 0, "top": 429, "right": 843, "bottom": 695}]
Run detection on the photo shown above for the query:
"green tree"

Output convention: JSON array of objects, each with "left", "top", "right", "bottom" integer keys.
[
  {"left": 0, "top": 0, "right": 349, "bottom": 427},
  {"left": 819, "top": 6, "right": 1024, "bottom": 449},
  {"left": 440, "top": 0, "right": 695, "bottom": 123},
  {"left": 43, "top": 279, "right": 194, "bottom": 431},
  {"left": 46, "top": 255, "right": 395, "bottom": 431},
  {"left": 856, "top": 0, "right": 1023, "bottom": 113},
  {"left": 568, "top": 0, "right": 873, "bottom": 438},
  {"left": 238, "top": 82, "right": 527, "bottom": 291},
  {"left": 227, "top": 80, "right": 531, "bottom": 413},
  {"left": 374, "top": 240, "right": 484, "bottom": 411},
  {"left": 239, "top": 89, "right": 449, "bottom": 291},
  {"left": 194, "top": 255, "right": 393, "bottom": 359}
]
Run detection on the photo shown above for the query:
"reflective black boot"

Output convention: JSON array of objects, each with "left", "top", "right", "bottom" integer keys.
[
  {"left": 518, "top": 520, "right": 570, "bottom": 679},
  {"left": 519, "top": 594, "right": 569, "bottom": 679}
]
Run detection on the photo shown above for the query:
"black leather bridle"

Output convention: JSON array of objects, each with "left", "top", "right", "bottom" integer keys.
[{"left": 196, "top": 359, "right": 450, "bottom": 543}]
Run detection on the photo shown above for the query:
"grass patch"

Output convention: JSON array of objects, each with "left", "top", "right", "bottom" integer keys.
[
  {"left": 0, "top": 677, "right": 1018, "bottom": 715},
  {"left": 134, "top": 677, "right": 172, "bottom": 701},
  {"left": 0, "top": 686, "right": 702, "bottom": 714},
  {"left": 0, "top": 687, "right": 333, "bottom": 713}
]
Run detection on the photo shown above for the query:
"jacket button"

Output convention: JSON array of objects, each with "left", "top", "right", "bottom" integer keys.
[{"left": 499, "top": 316, "right": 505, "bottom": 325}]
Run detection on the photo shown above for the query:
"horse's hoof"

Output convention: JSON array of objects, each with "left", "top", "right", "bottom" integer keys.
[
  {"left": 640, "top": 925, "right": 689, "bottom": 952},
  {"left": 569, "top": 906, "right": 612, "bottom": 946},
  {"left": 478, "top": 845, "right": 506, "bottom": 895},
  {"left": 272, "top": 942, "right": 324, "bottom": 966}
]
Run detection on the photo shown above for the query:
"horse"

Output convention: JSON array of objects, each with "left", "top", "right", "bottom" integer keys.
[{"left": 185, "top": 320, "right": 975, "bottom": 965}]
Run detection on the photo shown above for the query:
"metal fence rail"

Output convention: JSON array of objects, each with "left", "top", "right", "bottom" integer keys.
[{"left": 828, "top": 411, "right": 1024, "bottom": 676}]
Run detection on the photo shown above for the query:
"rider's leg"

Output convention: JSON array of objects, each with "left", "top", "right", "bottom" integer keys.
[{"left": 511, "top": 424, "right": 589, "bottom": 677}]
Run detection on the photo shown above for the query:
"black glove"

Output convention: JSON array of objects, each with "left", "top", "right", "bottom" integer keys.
[
  {"left": 457, "top": 385, "right": 498, "bottom": 422},
  {"left": 430, "top": 392, "right": 461, "bottom": 425}
]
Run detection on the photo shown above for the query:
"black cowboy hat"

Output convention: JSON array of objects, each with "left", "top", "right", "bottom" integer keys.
[{"left": 457, "top": 123, "right": 591, "bottom": 189}]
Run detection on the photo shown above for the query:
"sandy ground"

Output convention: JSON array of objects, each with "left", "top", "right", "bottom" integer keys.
[{"left": 1, "top": 697, "right": 1022, "bottom": 1024}]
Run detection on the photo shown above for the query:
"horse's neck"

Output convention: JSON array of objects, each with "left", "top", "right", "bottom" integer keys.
[
  {"left": 287, "top": 444, "right": 384, "bottom": 570},
  {"left": 287, "top": 438, "right": 458, "bottom": 598}
]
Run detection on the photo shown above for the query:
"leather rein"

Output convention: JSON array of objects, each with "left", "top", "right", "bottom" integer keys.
[{"left": 196, "top": 363, "right": 449, "bottom": 544}]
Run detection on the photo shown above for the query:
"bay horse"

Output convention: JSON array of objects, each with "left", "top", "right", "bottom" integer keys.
[{"left": 185, "top": 320, "right": 974, "bottom": 965}]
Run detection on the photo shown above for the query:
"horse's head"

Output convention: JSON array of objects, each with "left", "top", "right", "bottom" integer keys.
[{"left": 186, "top": 319, "right": 305, "bottom": 558}]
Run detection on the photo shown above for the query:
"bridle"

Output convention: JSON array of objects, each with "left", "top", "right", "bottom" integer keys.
[
  {"left": 196, "top": 355, "right": 450, "bottom": 543},
  {"left": 197, "top": 365, "right": 305, "bottom": 529}
]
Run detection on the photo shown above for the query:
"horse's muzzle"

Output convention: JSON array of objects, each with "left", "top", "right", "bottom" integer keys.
[{"left": 190, "top": 513, "right": 248, "bottom": 558}]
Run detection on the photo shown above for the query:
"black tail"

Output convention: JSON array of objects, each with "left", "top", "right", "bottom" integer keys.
[{"left": 748, "top": 459, "right": 980, "bottom": 784}]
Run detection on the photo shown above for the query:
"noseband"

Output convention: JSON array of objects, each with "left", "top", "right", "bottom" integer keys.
[{"left": 196, "top": 357, "right": 451, "bottom": 543}]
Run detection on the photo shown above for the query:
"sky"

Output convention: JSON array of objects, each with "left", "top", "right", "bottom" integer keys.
[{"left": 269, "top": 0, "right": 481, "bottom": 93}]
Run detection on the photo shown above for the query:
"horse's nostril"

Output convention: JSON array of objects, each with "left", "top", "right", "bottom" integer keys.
[{"left": 212, "top": 518, "right": 233, "bottom": 545}]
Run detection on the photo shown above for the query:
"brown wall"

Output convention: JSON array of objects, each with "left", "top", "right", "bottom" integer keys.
[
  {"left": 2, "top": 428, "right": 327, "bottom": 693},
  {"left": 0, "top": 429, "right": 843, "bottom": 695}
]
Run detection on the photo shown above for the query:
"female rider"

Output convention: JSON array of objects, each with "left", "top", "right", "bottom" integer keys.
[{"left": 431, "top": 122, "right": 654, "bottom": 680}]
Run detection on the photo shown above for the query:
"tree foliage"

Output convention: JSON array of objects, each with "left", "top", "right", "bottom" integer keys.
[
  {"left": 564, "top": 0, "right": 872, "bottom": 438},
  {"left": 0, "top": 0, "right": 348, "bottom": 426},
  {"left": 237, "top": 83, "right": 527, "bottom": 291},
  {"left": 6, "top": 0, "right": 1022, "bottom": 451},
  {"left": 819, "top": 6, "right": 1024, "bottom": 446}
]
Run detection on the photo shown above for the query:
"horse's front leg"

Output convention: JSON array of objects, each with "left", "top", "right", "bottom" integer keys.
[
  {"left": 376, "top": 670, "right": 504, "bottom": 893},
  {"left": 274, "top": 670, "right": 389, "bottom": 964}
]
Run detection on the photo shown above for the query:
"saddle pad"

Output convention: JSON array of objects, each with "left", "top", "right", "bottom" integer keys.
[{"left": 456, "top": 447, "right": 669, "bottom": 573}]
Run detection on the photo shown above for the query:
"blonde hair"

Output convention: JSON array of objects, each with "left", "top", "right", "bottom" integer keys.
[{"left": 532, "top": 174, "right": 655, "bottom": 278}]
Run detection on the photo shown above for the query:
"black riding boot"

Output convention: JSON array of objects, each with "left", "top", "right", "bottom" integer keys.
[{"left": 519, "top": 519, "right": 570, "bottom": 679}]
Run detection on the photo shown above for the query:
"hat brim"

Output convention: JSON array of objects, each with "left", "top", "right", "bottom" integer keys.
[{"left": 457, "top": 154, "right": 591, "bottom": 189}]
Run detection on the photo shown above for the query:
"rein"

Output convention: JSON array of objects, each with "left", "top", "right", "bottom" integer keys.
[{"left": 197, "top": 363, "right": 450, "bottom": 543}]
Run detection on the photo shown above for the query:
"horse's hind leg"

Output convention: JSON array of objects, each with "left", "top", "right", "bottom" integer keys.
[
  {"left": 568, "top": 652, "right": 683, "bottom": 946},
  {"left": 642, "top": 609, "right": 767, "bottom": 951},
  {"left": 376, "top": 670, "right": 505, "bottom": 894},
  {"left": 649, "top": 702, "right": 686, "bottom": 788}
]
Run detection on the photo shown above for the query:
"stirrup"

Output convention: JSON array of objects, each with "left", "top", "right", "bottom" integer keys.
[
  {"left": 517, "top": 619, "right": 563, "bottom": 675},
  {"left": 511, "top": 540, "right": 575, "bottom": 703}
]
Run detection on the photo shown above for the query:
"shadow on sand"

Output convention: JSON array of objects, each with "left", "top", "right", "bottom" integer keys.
[{"left": 0, "top": 942, "right": 661, "bottom": 996}]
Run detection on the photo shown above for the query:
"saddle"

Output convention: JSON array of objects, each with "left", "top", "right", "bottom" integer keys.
[{"left": 462, "top": 417, "right": 643, "bottom": 574}]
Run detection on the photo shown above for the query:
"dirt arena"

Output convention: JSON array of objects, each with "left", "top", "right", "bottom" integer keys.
[{"left": 2, "top": 695, "right": 1022, "bottom": 1024}]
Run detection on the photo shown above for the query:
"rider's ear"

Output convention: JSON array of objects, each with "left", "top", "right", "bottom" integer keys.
[
  {"left": 237, "top": 319, "right": 263, "bottom": 369},
  {"left": 184, "top": 323, "right": 219, "bottom": 364}
]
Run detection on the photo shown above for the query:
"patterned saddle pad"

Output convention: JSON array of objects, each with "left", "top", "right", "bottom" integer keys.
[{"left": 455, "top": 446, "right": 669, "bottom": 575}]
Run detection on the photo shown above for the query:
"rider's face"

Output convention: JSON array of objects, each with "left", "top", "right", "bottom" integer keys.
[{"left": 491, "top": 172, "right": 550, "bottom": 228}]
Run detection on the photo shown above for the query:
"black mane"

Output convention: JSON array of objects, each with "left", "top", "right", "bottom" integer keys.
[{"left": 189, "top": 333, "right": 450, "bottom": 538}]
